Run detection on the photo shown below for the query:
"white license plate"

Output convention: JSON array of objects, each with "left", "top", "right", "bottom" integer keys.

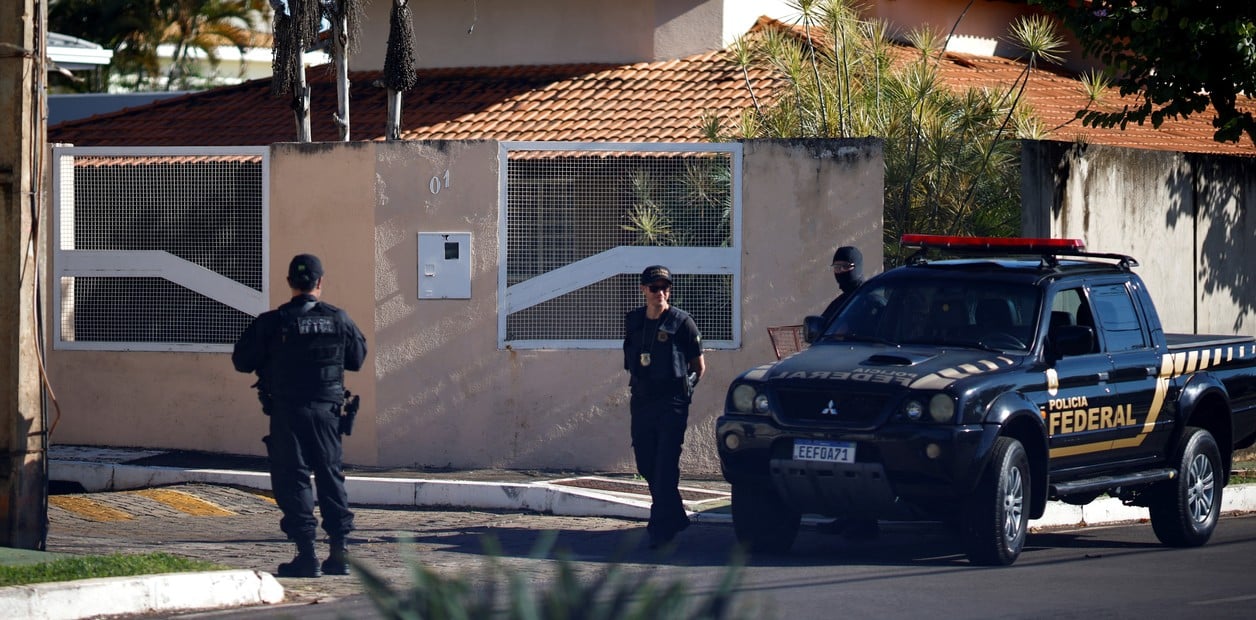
[{"left": 793, "top": 439, "right": 856, "bottom": 464}]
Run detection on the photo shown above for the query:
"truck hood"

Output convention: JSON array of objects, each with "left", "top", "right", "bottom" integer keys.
[{"left": 744, "top": 342, "right": 1023, "bottom": 392}]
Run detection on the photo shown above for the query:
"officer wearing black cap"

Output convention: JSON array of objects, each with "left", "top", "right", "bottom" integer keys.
[
  {"left": 232, "top": 253, "right": 367, "bottom": 578},
  {"left": 623, "top": 265, "right": 706, "bottom": 548}
]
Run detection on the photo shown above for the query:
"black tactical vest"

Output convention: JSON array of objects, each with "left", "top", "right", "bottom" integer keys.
[
  {"left": 270, "top": 301, "right": 346, "bottom": 403},
  {"left": 624, "top": 306, "right": 691, "bottom": 393}
]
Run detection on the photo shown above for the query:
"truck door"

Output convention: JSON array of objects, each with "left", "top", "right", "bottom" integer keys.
[
  {"left": 1092, "top": 281, "right": 1173, "bottom": 466},
  {"left": 1034, "top": 287, "right": 1119, "bottom": 475}
]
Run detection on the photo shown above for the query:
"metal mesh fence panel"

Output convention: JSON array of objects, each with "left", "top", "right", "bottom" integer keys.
[
  {"left": 502, "top": 144, "right": 739, "bottom": 347},
  {"left": 59, "top": 277, "right": 255, "bottom": 344},
  {"left": 53, "top": 148, "right": 267, "bottom": 351}
]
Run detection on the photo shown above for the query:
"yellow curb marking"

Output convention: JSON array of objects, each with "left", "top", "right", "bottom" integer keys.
[
  {"left": 131, "top": 489, "right": 237, "bottom": 517},
  {"left": 49, "top": 496, "right": 134, "bottom": 522},
  {"left": 245, "top": 488, "right": 277, "bottom": 505}
]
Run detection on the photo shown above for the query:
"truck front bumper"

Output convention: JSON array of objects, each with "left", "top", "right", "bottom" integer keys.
[{"left": 716, "top": 414, "right": 995, "bottom": 518}]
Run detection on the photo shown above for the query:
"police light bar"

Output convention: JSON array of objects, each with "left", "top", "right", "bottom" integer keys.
[{"left": 900, "top": 234, "right": 1085, "bottom": 253}]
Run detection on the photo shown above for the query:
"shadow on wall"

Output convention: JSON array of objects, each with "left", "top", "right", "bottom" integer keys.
[{"left": 1179, "top": 156, "right": 1256, "bottom": 334}]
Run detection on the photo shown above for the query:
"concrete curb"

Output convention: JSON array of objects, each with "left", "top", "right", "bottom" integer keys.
[
  {"left": 50, "top": 459, "right": 1256, "bottom": 527},
  {"left": 0, "top": 570, "right": 283, "bottom": 620},
  {"left": 50, "top": 460, "right": 658, "bottom": 519},
  {"left": 32, "top": 458, "right": 1256, "bottom": 619}
]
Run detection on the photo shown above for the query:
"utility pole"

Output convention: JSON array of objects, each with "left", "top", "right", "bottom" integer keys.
[{"left": 0, "top": 0, "right": 48, "bottom": 549}]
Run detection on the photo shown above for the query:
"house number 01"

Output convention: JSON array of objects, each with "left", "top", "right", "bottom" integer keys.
[{"left": 429, "top": 169, "right": 452, "bottom": 194}]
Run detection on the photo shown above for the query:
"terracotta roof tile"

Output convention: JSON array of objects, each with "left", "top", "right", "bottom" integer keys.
[{"left": 48, "top": 29, "right": 1254, "bottom": 156}]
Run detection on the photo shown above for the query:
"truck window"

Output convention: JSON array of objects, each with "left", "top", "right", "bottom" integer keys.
[
  {"left": 825, "top": 278, "right": 1038, "bottom": 352},
  {"left": 1089, "top": 283, "right": 1147, "bottom": 351},
  {"left": 1048, "top": 288, "right": 1099, "bottom": 355}
]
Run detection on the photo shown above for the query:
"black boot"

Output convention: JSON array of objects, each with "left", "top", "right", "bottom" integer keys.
[
  {"left": 277, "top": 539, "right": 321, "bottom": 578},
  {"left": 322, "top": 538, "right": 350, "bottom": 576}
]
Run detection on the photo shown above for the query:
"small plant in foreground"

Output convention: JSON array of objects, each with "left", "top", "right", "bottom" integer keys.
[{"left": 352, "top": 531, "right": 757, "bottom": 620}]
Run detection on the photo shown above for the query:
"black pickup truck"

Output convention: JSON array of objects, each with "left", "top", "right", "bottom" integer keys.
[{"left": 717, "top": 235, "right": 1256, "bottom": 565}]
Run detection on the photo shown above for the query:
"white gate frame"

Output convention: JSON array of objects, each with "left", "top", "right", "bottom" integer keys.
[
  {"left": 497, "top": 141, "right": 742, "bottom": 350},
  {"left": 50, "top": 145, "right": 270, "bottom": 352}
]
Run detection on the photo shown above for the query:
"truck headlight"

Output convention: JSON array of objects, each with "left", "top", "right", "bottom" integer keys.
[
  {"left": 731, "top": 384, "right": 757, "bottom": 412},
  {"left": 929, "top": 393, "right": 955, "bottom": 423}
]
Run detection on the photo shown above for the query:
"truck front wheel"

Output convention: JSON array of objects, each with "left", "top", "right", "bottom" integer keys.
[
  {"left": 962, "top": 436, "right": 1029, "bottom": 566},
  {"left": 1149, "top": 426, "right": 1222, "bottom": 547},
  {"left": 731, "top": 479, "right": 800, "bottom": 553}
]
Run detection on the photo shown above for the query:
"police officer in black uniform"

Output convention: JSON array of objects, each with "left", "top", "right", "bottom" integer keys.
[
  {"left": 623, "top": 265, "right": 706, "bottom": 548},
  {"left": 818, "top": 246, "right": 879, "bottom": 539},
  {"left": 820, "top": 245, "right": 865, "bottom": 326},
  {"left": 232, "top": 254, "right": 367, "bottom": 578}
]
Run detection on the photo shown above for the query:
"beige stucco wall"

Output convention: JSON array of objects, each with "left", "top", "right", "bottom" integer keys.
[
  {"left": 46, "top": 142, "right": 382, "bottom": 463},
  {"left": 367, "top": 138, "right": 883, "bottom": 474},
  {"left": 48, "top": 138, "right": 884, "bottom": 474},
  {"left": 1021, "top": 141, "right": 1256, "bottom": 338},
  {"left": 353, "top": 0, "right": 798, "bottom": 70}
]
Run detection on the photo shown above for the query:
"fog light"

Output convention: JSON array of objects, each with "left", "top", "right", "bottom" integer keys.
[
  {"left": 925, "top": 443, "right": 941, "bottom": 459},
  {"left": 753, "top": 394, "right": 770, "bottom": 413},
  {"left": 723, "top": 432, "right": 742, "bottom": 451},
  {"left": 904, "top": 399, "right": 924, "bottom": 420}
]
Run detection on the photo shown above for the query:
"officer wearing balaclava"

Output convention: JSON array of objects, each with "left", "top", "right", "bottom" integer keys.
[{"left": 820, "top": 245, "right": 864, "bottom": 325}]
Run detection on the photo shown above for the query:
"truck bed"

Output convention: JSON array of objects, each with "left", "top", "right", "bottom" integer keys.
[{"left": 1164, "top": 333, "right": 1255, "bottom": 350}]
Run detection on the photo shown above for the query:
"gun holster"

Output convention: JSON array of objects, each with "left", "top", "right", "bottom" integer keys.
[
  {"left": 339, "top": 390, "right": 361, "bottom": 436},
  {"left": 251, "top": 379, "right": 274, "bottom": 416}
]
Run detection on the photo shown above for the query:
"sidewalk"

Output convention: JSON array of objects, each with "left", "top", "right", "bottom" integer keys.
[{"left": 3, "top": 444, "right": 1255, "bottom": 620}]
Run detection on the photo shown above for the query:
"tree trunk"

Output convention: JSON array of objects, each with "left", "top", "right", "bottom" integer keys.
[
  {"left": 293, "top": 69, "right": 311, "bottom": 142},
  {"left": 386, "top": 90, "right": 402, "bottom": 140},
  {"left": 333, "top": 13, "right": 350, "bottom": 141}
]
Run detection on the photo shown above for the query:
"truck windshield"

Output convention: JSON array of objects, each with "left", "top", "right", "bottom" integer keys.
[{"left": 824, "top": 278, "right": 1041, "bottom": 353}]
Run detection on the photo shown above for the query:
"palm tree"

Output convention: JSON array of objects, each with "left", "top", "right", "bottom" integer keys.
[
  {"left": 158, "top": 0, "right": 270, "bottom": 90},
  {"left": 49, "top": 0, "right": 164, "bottom": 91},
  {"left": 49, "top": 0, "right": 270, "bottom": 92},
  {"left": 713, "top": 0, "right": 1064, "bottom": 268}
]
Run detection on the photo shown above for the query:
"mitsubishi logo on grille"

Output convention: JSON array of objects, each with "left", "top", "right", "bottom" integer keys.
[{"left": 821, "top": 400, "right": 839, "bottom": 416}]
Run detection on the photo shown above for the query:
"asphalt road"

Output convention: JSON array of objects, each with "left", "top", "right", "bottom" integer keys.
[{"left": 46, "top": 484, "right": 1256, "bottom": 619}]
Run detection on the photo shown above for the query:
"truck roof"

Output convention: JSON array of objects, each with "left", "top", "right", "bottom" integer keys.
[{"left": 894, "top": 257, "right": 1133, "bottom": 283}]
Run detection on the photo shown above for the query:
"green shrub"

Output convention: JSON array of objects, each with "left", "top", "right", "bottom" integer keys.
[{"left": 352, "top": 531, "right": 756, "bottom": 620}]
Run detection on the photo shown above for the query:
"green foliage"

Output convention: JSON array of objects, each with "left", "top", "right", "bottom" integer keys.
[
  {"left": 48, "top": 0, "right": 269, "bottom": 92},
  {"left": 352, "top": 532, "right": 754, "bottom": 620},
  {"left": 718, "top": 0, "right": 1066, "bottom": 267},
  {"left": 1031, "top": 0, "right": 1256, "bottom": 145},
  {"left": 621, "top": 162, "right": 733, "bottom": 249},
  {"left": 0, "top": 552, "right": 225, "bottom": 587}
]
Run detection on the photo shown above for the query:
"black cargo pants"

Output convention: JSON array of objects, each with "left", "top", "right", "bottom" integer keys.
[
  {"left": 265, "top": 400, "right": 354, "bottom": 544},
  {"left": 630, "top": 391, "right": 691, "bottom": 538}
]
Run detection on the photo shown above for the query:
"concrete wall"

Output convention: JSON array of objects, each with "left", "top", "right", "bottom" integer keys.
[
  {"left": 49, "top": 138, "right": 884, "bottom": 475},
  {"left": 1022, "top": 140, "right": 1256, "bottom": 337},
  {"left": 352, "top": 0, "right": 797, "bottom": 70}
]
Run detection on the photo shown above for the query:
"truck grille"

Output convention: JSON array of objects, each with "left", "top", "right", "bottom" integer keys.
[{"left": 774, "top": 388, "right": 889, "bottom": 428}]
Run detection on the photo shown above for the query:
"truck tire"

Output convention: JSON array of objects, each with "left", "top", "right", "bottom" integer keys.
[
  {"left": 1149, "top": 426, "right": 1222, "bottom": 547},
  {"left": 731, "top": 479, "right": 800, "bottom": 553},
  {"left": 962, "top": 436, "right": 1029, "bottom": 566}
]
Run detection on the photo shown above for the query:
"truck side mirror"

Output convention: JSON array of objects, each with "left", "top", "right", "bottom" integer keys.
[
  {"left": 1052, "top": 324, "right": 1096, "bottom": 357},
  {"left": 803, "top": 315, "right": 826, "bottom": 344}
]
